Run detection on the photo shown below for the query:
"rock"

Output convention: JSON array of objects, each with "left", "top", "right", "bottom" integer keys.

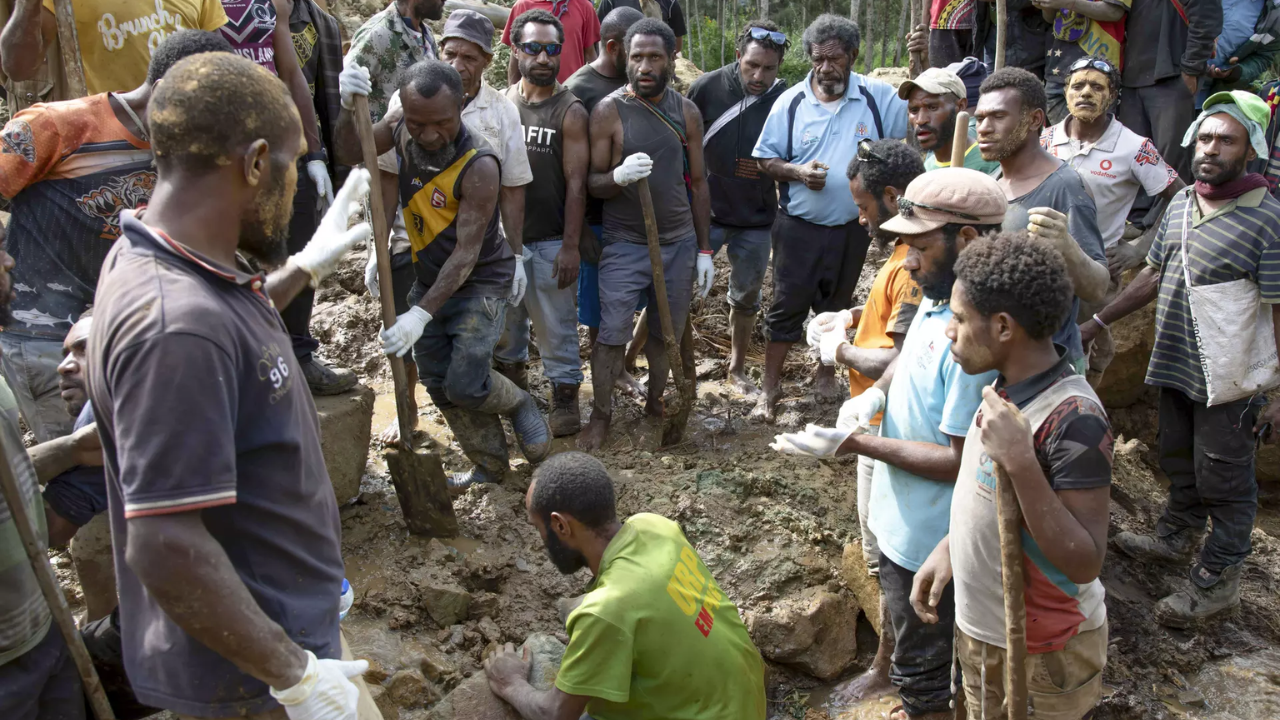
[
  {"left": 840, "top": 543, "right": 882, "bottom": 636},
  {"left": 418, "top": 644, "right": 457, "bottom": 682},
  {"left": 412, "top": 568, "right": 472, "bottom": 626},
  {"left": 671, "top": 56, "right": 703, "bottom": 95},
  {"left": 387, "top": 668, "right": 440, "bottom": 707},
  {"left": 868, "top": 66, "right": 910, "bottom": 89},
  {"left": 476, "top": 616, "right": 502, "bottom": 644},
  {"left": 746, "top": 586, "right": 859, "bottom": 681},
  {"left": 70, "top": 514, "right": 116, "bottom": 622},
  {"left": 428, "top": 634, "right": 566, "bottom": 720},
  {"left": 315, "top": 384, "right": 375, "bottom": 505}
]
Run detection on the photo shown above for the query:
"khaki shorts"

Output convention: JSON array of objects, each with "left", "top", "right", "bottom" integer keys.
[
  {"left": 177, "top": 632, "right": 383, "bottom": 720},
  {"left": 956, "top": 623, "right": 1107, "bottom": 720}
]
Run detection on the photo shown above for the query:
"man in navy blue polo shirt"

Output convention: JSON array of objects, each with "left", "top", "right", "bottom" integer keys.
[{"left": 752, "top": 13, "right": 909, "bottom": 422}]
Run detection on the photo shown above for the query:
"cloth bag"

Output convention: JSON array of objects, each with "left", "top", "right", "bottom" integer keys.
[{"left": 1179, "top": 202, "right": 1280, "bottom": 405}]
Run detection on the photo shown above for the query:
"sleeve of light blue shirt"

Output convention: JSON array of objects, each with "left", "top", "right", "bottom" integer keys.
[
  {"left": 938, "top": 356, "right": 995, "bottom": 438},
  {"left": 872, "top": 82, "right": 910, "bottom": 140},
  {"left": 752, "top": 89, "right": 794, "bottom": 161}
]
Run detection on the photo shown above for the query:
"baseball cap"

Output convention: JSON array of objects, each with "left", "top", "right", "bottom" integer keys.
[
  {"left": 441, "top": 9, "right": 495, "bottom": 55},
  {"left": 879, "top": 168, "right": 1008, "bottom": 236},
  {"left": 897, "top": 68, "right": 967, "bottom": 101}
]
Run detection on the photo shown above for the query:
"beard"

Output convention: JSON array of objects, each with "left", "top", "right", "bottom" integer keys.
[
  {"left": 543, "top": 530, "right": 588, "bottom": 574},
  {"left": 980, "top": 114, "right": 1034, "bottom": 162},
  {"left": 816, "top": 76, "right": 847, "bottom": 97},
  {"left": 407, "top": 138, "right": 459, "bottom": 173},
  {"left": 911, "top": 235, "right": 960, "bottom": 301},
  {"left": 240, "top": 163, "right": 293, "bottom": 266},
  {"left": 521, "top": 60, "right": 558, "bottom": 87},
  {"left": 627, "top": 64, "right": 671, "bottom": 98},
  {"left": 868, "top": 200, "right": 896, "bottom": 247},
  {"left": 918, "top": 109, "right": 957, "bottom": 152},
  {"left": 1192, "top": 152, "right": 1247, "bottom": 186}
]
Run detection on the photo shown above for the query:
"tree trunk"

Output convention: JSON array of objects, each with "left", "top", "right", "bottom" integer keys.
[
  {"left": 893, "top": 0, "right": 908, "bottom": 66},
  {"left": 878, "top": 8, "right": 890, "bottom": 73},
  {"left": 693, "top": 0, "right": 704, "bottom": 68},
  {"left": 760, "top": 0, "right": 768, "bottom": 19},
  {"left": 718, "top": 0, "right": 724, "bottom": 67},
  {"left": 863, "top": 0, "right": 875, "bottom": 73}
]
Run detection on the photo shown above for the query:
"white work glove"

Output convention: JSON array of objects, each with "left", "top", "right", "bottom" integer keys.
[
  {"left": 509, "top": 253, "right": 527, "bottom": 306},
  {"left": 770, "top": 424, "right": 854, "bottom": 458},
  {"left": 307, "top": 160, "right": 335, "bottom": 210},
  {"left": 612, "top": 152, "right": 653, "bottom": 186},
  {"left": 806, "top": 309, "right": 855, "bottom": 349},
  {"left": 380, "top": 306, "right": 432, "bottom": 357},
  {"left": 696, "top": 251, "right": 714, "bottom": 299},
  {"left": 289, "top": 169, "right": 373, "bottom": 287},
  {"left": 819, "top": 330, "right": 847, "bottom": 366},
  {"left": 837, "top": 387, "right": 885, "bottom": 433},
  {"left": 269, "top": 650, "right": 369, "bottom": 720},
  {"left": 339, "top": 63, "right": 372, "bottom": 110},
  {"left": 364, "top": 243, "right": 380, "bottom": 298}
]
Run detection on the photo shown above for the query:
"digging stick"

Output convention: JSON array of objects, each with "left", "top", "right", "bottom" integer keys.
[
  {"left": 995, "top": 463, "right": 1029, "bottom": 720},
  {"left": 995, "top": 0, "right": 1008, "bottom": 70},
  {"left": 636, "top": 178, "right": 694, "bottom": 446},
  {"left": 952, "top": 111, "right": 970, "bottom": 169},
  {"left": 909, "top": 0, "right": 926, "bottom": 78},
  {"left": 0, "top": 434, "right": 114, "bottom": 718},
  {"left": 51, "top": 0, "right": 87, "bottom": 98},
  {"left": 352, "top": 95, "right": 458, "bottom": 537}
]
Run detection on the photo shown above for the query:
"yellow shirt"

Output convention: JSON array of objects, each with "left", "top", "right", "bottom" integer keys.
[
  {"left": 43, "top": 0, "right": 228, "bottom": 94},
  {"left": 849, "top": 242, "right": 922, "bottom": 423}
]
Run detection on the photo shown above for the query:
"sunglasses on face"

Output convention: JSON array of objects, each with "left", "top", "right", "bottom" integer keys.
[
  {"left": 519, "top": 41, "right": 563, "bottom": 57},
  {"left": 748, "top": 26, "right": 789, "bottom": 47},
  {"left": 1067, "top": 57, "right": 1115, "bottom": 76}
]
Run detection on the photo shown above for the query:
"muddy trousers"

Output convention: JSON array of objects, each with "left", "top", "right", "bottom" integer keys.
[
  {"left": 1156, "top": 388, "right": 1261, "bottom": 576},
  {"left": 879, "top": 552, "right": 956, "bottom": 716},
  {"left": 0, "top": 624, "right": 84, "bottom": 720},
  {"left": 281, "top": 172, "right": 321, "bottom": 363},
  {"left": 956, "top": 623, "right": 1107, "bottom": 720}
]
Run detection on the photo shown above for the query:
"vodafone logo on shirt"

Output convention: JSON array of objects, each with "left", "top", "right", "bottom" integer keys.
[{"left": 1091, "top": 158, "right": 1117, "bottom": 180}]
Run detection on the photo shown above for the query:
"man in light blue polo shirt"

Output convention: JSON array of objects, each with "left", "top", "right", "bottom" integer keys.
[
  {"left": 771, "top": 169, "right": 1005, "bottom": 720},
  {"left": 751, "top": 13, "right": 908, "bottom": 422}
]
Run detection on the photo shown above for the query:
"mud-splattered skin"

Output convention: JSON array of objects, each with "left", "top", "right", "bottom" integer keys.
[
  {"left": 1065, "top": 68, "right": 1113, "bottom": 125},
  {"left": 945, "top": 281, "right": 997, "bottom": 376}
]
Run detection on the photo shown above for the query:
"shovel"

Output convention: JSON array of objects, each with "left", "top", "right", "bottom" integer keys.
[
  {"left": 995, "top": 463, "right": 1029, "bottom": 720},
  {"left": 636, "top": 178, "right": 695, "bottom": 446},
  {"left": 352, "top": 95, "right": 458, "bottom": 537}
]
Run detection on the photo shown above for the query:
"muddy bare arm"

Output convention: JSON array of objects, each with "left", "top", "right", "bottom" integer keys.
[
  {"left": 28, "top": 424, "right": 101, "bottom": 484},
  {"left": 838, "top": 433, "right": 967, "bottom": 483},
  {"left": 837, "top": 334, "right": 905, "bottom": 381},
  {"left": 557, "top": 102, "right": 589, "bottom": 287},
  {"left": 272, "top": 0, "right": 322, "bottom": 154},
  {"left": 1081, "top": 265, "right": 1160, "bottom": 344},
  {"left": 126, "top": 511, "right": 308, "bottom": 689},
  {"left": 416, "top": 156, "right": 500, "bottom": 315},
  {"left": 264, "top": 263, "right": 312, "bottom": 311},
  {"left": 485, "top": 644, "right": 590, "bottom": 720},
  {"left": 0, "top": 0, "right": 55, "bottom": 83},
  {"left": 684, "top": 97, "right": 711, "bottom": 252},
  {"left": 587, "top": 98, "right": 625, "bottom": 200},
  {"left": 500, "top": 184, "right": 526, "bottom": 255},
  {"left": 333, "top": 105, "right": 398, "bottom": 167}
]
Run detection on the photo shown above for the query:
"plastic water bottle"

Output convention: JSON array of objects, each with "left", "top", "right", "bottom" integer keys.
[{"left": 339, "top": 578, "right": 354, "bottom": 621}]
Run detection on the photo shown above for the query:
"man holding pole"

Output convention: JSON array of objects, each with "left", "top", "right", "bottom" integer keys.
[
  {"left": 336, "top": 59, "right": 552, "bottom": 489},
  {"left": 576, "top": 18, "right": 714, "bottom": 452},
  {"left": 912, "top": 230, "right": 1113, "bottom": 718}
]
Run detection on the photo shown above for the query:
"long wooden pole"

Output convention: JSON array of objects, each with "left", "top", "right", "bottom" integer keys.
[
  {"left": 995, "top": 464, "right": 1029, "bottom": 720},
  {"left": 51, "top": 0, "right": 87, "bottom": 98},
  {"left": 908, "top": 0, "right": 925, "bottom": 77},
  {"left": 995, "top": 0, "right": 1008, "bottom": 70},
  {"left": 0, "top": 436, "right": 113, "bottom": 718},
  {"left": 636, "top": 179, "right": 694, "bottom": 445},
  {"left": 951, "top": 111, "right": 970, "bottom": 169}
]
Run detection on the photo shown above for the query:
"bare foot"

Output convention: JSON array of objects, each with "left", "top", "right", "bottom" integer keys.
[
  {"left": 377, "top": 416, "right": 421, "bottom": 446},
  {"left": 828, "top": 663, "right": 894, "bottom": 706},
  {"left": 616, "top": 370, "right": 647, "bottom": 401},
  {"left": 888, "top": 710, "right": 950, "bottom": 720},
  {"left": 645, "top": 395, "right": 664, "bottom": 418},
  {"left": 576, "top": 414, "right": 611, "bottom": 451},
  {"left": 814, "top": 370, "right": 842, "bottom": 401},
  {"left": 749, "top": 387, "right": 779, "bottom": 423},
  {"left": 727, "top": 368, "right": 758, "bottom": 397}
]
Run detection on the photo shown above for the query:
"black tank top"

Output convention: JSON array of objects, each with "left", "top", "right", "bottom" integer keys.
[
  {"left": 505, "top": 84, "right": 582, "bottom": 242},
  {"left": 603, "top": 86, "right": 694, "bottom": 244}
]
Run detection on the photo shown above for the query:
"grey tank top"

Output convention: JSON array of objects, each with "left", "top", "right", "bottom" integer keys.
[{"left": 603, "top": 87, "right": 694, "bottom": 244}]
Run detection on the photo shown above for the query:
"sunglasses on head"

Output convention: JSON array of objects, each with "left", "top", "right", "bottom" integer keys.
[
  {"left": 519, "top": 41, "right": 563, "bottom": 57},
  {"left": 857, "top": 138, "right": 888, "bottom": 163},
  {"left": 747, "top": 26, "right": 789, "bottom": 47},
  {"left": 1067, "top": 57, "right": 1115, "bottom": 76},
  {"left": 897, "top": 197, "right": 982, "bottom": 222}
]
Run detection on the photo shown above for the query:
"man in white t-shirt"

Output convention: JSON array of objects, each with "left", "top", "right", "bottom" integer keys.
[{"left": 1040, "top": 55, "right": 1185, "bottom": 386}]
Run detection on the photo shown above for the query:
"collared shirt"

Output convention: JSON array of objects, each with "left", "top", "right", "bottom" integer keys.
[
  {"left": 868, "top": 296, "right": 998, "bottom": 572},
  {"left": 1145, "top": 186, "right": 1280, "bottom": 402},
  {"left": 88, "top": 212, "right": 344, "bottom": 717},
  {"left": 1042, "top": 115, "right": 1178, "bottom": 248},
  {"left": 0, "top": 375, "right": 50, "bottom": 667},
  {"left": 952, "top": 350, "right": 1112, "bottom": 653},
  {"left": 344, "top": 2, "right": 438, "bottom": 123},
  {"left": 462, "top": 82, "right": 535, "bottom": 188},
  {"left": 753, "top": 72, "right": 909, "bottom": 226}
]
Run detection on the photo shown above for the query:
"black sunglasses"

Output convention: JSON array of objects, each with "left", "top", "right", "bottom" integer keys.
[
  {"left": 519, "top": 41, "right": 563, "bottom": 57},
  {"left": 747, "top": 26, "right": 789, "bottom": 47},
  {"left": 1067, "top": 57, "right": 1115, "bottom": 76},
  {"left": 897, "top": 197, "right": 982, "bottom": 222}
]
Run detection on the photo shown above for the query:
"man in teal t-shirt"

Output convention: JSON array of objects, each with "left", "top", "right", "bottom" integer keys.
[
  {"left": 901, "top": 68, "right": 1002, "bottom": 177},
  {"left": 483, "top": 452, "right": 766, "bottom": 719}
]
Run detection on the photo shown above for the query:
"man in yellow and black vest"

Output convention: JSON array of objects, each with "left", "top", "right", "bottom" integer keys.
[{"left": 335, "top": 58, "right": 551, "bottom": 489}]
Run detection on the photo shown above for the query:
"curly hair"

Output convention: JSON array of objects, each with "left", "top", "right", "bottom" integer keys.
[
  {"left": 846, "top": 139, "right": 925, "bottom": 196},
  {"left": 954, "top": 230, "right": 1074, "bottom": 341},
  {"left": 511, "top": 8, "right": 564, "bottom": 45},
  {"left": 802, "top": 13, "right": 860, "bottom": 57},
  {"left": 626, "top": 17, "right": 677, "bottom": 56},
  {"left": 401, "top": 59, "right": 464, "bottom": 103},
  {"left": 737, "top": 18, "right": 786, "bottom": 58},
  {"left": 530, "top": 452, "right": 618, "bottom": 530},
  {"left": 979, "top": 67, "right": 1047, "bottom": 117},
  {"left": 146, "top": 30, "right": 233, "bottom": 84}
]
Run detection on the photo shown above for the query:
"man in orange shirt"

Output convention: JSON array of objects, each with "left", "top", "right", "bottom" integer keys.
[{"left": 806, "top": 137, "right": 924, "bottom": 703}]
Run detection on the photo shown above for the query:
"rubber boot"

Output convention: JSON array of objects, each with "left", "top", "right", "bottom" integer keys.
[
  {"left": 1155, "top": 562, "right": 1243, "bottom": 628},
  {"left": 1114, "top": 527, "right": 1200, "bottom": 565},
  {"left": 549, "top": 383, "right": 581, "bottom": 437},
  {"left": 476, "top": 370, "right": 551, "bottom": 462},
  {"left": 438, "top": 406, "right": 509, "bottom": 491},
  {"left": 493, "top": 360, "right": 529, "bottom": 392}
]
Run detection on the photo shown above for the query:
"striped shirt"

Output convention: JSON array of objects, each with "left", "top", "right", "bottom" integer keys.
[
  {"left": 0, "top": 376, "right": 52, "bottom": 666},
  {"left": 1145, "top": 186, "right": 1280, "bottom": 402}
]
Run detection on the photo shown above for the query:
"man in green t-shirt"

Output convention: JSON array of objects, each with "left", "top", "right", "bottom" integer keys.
[
  {"left": 901, "top": 68, "right": 1002, "bottom": 177},
  {"left": 483, "top": 452, "right": 767, "bottom": 719}
]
